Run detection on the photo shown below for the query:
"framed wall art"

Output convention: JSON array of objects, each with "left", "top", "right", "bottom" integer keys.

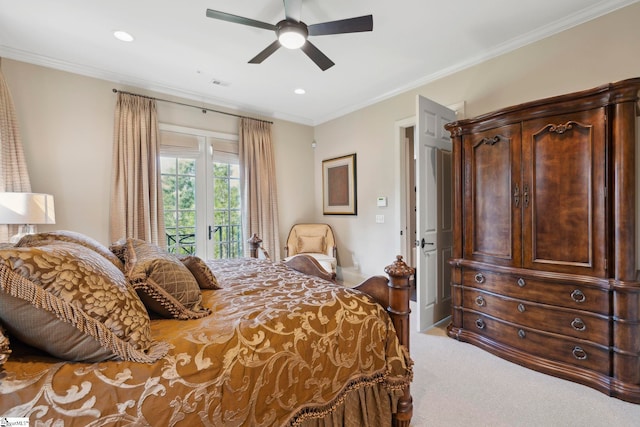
[{"left": 322, "top": 153, "right": 357, "bottom": 215}]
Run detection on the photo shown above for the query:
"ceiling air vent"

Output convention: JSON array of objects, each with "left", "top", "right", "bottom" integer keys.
[{"left": 210, "top": 78, "right": 230, "bottom": 87}]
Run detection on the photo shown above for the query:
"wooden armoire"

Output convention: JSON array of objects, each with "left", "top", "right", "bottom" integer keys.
[{"left": 445, "top": 78, "right": 640, "bottom": 403}]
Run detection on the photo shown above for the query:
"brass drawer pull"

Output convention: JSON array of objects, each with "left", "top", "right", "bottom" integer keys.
[
  {"left": 517, "top": 278, "right": 526, "bottom": 287},
  {"left": 518, "top": 329, "right": 526, "bottom": 339},
  {"left": 475, "top": 318, "right": 486, "bottom": 330},
  {"left": 475, "top": 296, "right": 486, "bottom": 307},
  {"left": 572, "top": 346, "right": 588, "bottom": 360},
  {"left": 571, "top": 318, "right": 586, "bottom": 331},
  {"left": 474, "top": 273, "right": 485, "bottom": 284},
  {"left": 517, "top": 303, "right": 526, "bottom": 313},
  {"left": 571, "top": 289, "right": 586, "bottom": 303}
]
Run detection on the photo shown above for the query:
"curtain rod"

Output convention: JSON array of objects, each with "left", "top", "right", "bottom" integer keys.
[{"left": 111, "top": 89, "right": 273, "bottom": 124}]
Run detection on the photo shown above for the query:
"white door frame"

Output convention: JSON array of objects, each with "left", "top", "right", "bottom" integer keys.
[{"left": 394, "top": 116, "right": 417, "bottom": 261}]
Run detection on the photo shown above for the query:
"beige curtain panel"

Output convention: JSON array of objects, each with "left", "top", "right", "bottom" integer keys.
[
  {"left": 110, "top": 93, "right": 165, "bottom": 246},
  {"left": 0, "top": 62, "right": 32, "bottom": 242},
  {"left": 239, "top": 118, "right": 281, "bottom": 260}
]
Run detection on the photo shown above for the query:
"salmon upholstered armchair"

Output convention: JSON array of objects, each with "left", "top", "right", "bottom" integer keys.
[{"left": 284, "top": 224, "right": 337, "bottom": 278}]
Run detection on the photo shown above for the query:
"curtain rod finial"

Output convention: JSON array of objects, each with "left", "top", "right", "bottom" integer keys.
[{"left": 112, "top": 88, "right": 118, "bottom": 93}]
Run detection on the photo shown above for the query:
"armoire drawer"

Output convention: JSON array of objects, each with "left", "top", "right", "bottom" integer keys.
[
  {"left": 462, "top": 269, "right": 609, "bottom": 315},
  {"left": 462, "top": 311, "right": 610, "bottom": 375},
  {"left": 462, "top": 287, "right": 610, "bottom": 344}
]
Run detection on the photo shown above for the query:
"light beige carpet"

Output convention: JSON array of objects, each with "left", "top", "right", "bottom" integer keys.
[{"left": 409, "top": 317, "right": 640, "bottom": 426}]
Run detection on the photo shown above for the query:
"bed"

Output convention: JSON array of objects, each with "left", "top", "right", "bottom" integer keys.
[{"left": 0, "top": 231, "right": 414, "bottom": 426}]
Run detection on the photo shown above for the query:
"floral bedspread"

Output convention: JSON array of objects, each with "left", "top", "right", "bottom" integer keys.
[{"left": 0, "top": 258, "right": 412, "bottom": 426}]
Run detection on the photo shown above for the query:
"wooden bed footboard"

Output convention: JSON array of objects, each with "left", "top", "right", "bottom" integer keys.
[
  {"left": 248, "top": 235, "right": 414, "bottom": 426},
  {"left": 361, "top": 255, "right": 414, "bottom": 427},
  {"left": 283, "top": 254, "right": 336, "bottom": 283}
]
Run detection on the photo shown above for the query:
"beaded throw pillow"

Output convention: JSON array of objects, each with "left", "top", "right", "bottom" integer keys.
[
  {"left": 0, "top": 323, "right": 10, "bottom": 367},
  {"left": 19, "top": 230, "right": 125, "bottom": 271},
  {"left": 0, "top": 242, "right": 168, "bottom": 362},
  {"left": 178, "top": 255, "right": 221, "bottom": 290},
  {"left": 124, "top": 239, "right": 211, "bottom": 319}
]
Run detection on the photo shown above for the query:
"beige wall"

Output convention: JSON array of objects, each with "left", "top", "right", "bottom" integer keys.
[
  {"left": 314, "top": 2, "right": 640, "bottom": 278},
  {"left": 1, "top": 59, "right": 315, "bottom": 248},
  {"left": 3, "top": 2, "right": 640, "bottom": 278}
]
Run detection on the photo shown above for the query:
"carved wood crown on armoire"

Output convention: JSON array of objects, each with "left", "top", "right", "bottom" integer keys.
[{"left": 445, "top": 78, "right": 640, "bottom": 403}]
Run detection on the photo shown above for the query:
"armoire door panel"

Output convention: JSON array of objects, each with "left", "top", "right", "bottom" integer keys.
[
  {"left": 463, "top": 124, "right": 521, "bottom": 266},
  {"left": 522, "top": 109, "right": 606, "bottom": 276}
]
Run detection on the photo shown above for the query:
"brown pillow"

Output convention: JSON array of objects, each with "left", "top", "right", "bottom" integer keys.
[
  {"left": 124, "top": 239, "right": 211, "bottom": 319},
  {"left": 179, "top": 255, "right": 221, "bottom": 290},
  {"left": 19, "top": 230, "right": 125, "bottom": 271},
  {"left": 0, "top": 242, "right": 168, "bottom": 362},
  {"left": 297, "top": 235, "right": 325, "bottom": 254},
  {"left": 109, "top": 238, "right": 127, "bottom": 265},
  {"left": 0, "top": 323, "right": 10, "bottom": 367}
]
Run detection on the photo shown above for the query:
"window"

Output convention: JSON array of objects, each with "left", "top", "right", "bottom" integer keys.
[
  {"left": 212, "top": 161, "right": 242, "bottom": 258},
  {"left": 161, "top": 157, "right": 197, "bottom": 255},
  {"left": 159, "top": 125, "right": 241, "bottom": 259}
]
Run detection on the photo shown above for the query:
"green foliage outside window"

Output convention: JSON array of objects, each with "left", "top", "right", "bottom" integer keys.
[
  {"left": 212, "top": 162, "right": 242, "bottom": 258},
  {"left": 162, "top": 157, "right": 197, "bottom": 255}
]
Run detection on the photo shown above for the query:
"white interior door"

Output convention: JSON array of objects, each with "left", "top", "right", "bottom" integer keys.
[{"left": 415, "top": 96, "right": 456, "bottom": 331}]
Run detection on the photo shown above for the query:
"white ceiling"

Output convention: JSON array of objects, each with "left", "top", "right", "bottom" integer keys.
[{"left": 0, "top": 0, "right": 637, "bottom": 125}]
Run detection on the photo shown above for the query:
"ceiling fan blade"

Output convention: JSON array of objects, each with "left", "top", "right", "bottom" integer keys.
[
  {"left": 283, "top": 0, "right": 302, "bottom": 22},
  {"left": 300, "top": 41, "right": 335, "bottom": 71},
  {"left": 308, "top": 15, "right": 373, "bottom": 36},
  {"left": 248, "top": 40, "right": 282, "bottom": 64},
  {"left": 206, "top": 9, "right": 276, "bottom": 31}
]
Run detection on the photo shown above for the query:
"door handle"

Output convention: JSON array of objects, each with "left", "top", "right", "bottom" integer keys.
[
  {"left": 208, "top": 225, "right": 221, "bottom": 240},
  {"left": 420, "top": 238, "right": 435, "bottom": 248}
]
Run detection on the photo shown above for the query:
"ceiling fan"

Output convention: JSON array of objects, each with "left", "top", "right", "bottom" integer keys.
[{"left": 205, "top": 0, "right": 373, "bottom": 71}]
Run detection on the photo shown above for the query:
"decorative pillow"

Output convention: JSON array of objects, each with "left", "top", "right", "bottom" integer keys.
[
  {"left": 297, "top": 235, "right": 325, "bottom": 254},
  {"left": 0, "top": 242, "right": 168, "bottom": 362},
  {"left": 124, "top": 239, "right": 211, "bottom": 319},
  {"left": 179, "top": 255, "right": 221, "bottom": 290},
  {"left": 18, "top": 230, "right": 125, "bottom": 271},
  {"left": 0, "top": 323, "right": 10, "bottom": 367},
  {"left": 109, "top": 238, "right": 127, "bottom": 265}
]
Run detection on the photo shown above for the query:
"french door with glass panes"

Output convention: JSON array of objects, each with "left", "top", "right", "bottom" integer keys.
[{"left": 159, "top": 125, "right": 241, "bottom": 259}]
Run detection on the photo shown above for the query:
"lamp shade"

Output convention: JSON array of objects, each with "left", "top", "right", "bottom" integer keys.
[{"left": 0, "top": 192, "right": 56, "bottom": 225}]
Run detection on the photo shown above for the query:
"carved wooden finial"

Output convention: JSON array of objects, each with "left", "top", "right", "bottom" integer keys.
[
  {"left": 384, "top": 255, "right": 415, "bottom": 278},
  {"left": 247, "top": 233, "right": 262, "bottom": 245},
  {"left": 247, "top": 234, "right": 263, "bottom": 258}
]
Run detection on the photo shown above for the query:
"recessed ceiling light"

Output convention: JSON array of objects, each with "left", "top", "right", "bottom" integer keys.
[
  {"left": 113, "top": 30, "right": 134, "bottom": 42},
  {"left": 294, "top": 88, "right": 306, "bottom": 95}
]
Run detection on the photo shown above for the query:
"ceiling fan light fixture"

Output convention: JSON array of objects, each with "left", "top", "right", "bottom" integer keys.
[{"left": 277, "top": 21, "right": 307, "bottom": 49}]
